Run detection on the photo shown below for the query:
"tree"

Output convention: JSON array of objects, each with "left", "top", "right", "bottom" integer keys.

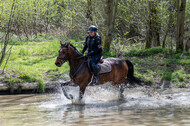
[
  {"left": 0, "top": 0, "right": 16, "bottom": 66},
  {"left": 176, "top": 0, "right": 186, "bottom": 51},
  {"left": 103, "top": 0, "right": 119, "bottom": 52},
  {"left": 86, "top": 0, "right": 93, "bottom": 25},
  {"left": 162, "top": 0, "right": 175, "bottom": 48},
  {"left": 145, "top": 0, "right": 160, "bottom": 49}
]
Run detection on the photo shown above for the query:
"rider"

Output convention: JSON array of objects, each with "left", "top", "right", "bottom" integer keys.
[{"left": 81, "top": 25, "right": 102, "bottom": 83}]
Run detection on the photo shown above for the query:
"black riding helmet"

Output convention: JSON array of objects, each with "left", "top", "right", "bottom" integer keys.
[{"left": 88, "top": 25, "right": 97, "bottom": 32}]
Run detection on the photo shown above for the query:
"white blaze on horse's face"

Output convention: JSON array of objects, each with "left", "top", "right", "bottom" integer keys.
[
  {"left": 59, "top": 47, "right": 67, "bottom": 57},
  {"left": 55, "top": 46, "right": 68, "bottom": 67},
  {"left": 59, "top": 48, "right": 63, "bottom": 53}
]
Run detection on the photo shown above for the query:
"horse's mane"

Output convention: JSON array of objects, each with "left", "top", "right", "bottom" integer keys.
[{"left": 69, "top": 43, "right": 83, "bottom": 56}]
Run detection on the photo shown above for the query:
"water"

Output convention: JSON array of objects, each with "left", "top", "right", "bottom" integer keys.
[{"left": 0, "top": 85, "right": 190, "bottom": 126}]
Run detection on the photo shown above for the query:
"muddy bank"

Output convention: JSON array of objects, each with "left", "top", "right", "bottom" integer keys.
[
  {"left": 0, "top": 79, "right": 189, "bottom": 94},
  {"left": 0, "top": 81, "right": 70, "bottom": 94}
]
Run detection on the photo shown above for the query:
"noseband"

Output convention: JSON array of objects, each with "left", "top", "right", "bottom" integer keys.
[{"left": 57, "top": 46, "right": 70, "bottom": 63}]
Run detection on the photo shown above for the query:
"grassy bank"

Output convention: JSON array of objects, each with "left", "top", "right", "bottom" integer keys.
[
  {"left": 108, "top": 45, "right": 190, "bottom": 88},
  {"left": 0, "top": 37, "right": 190, "bottom": 89},
  {"left": 0, "top": 39, "right": 70, "bottom": 90}
]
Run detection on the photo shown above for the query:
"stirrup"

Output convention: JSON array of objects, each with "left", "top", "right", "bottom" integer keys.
[
  {"left": 93, "top": 76, "right": 100, "bottom": 83},
  {"left": 88, "top": 75, "right": 94, "bottom": 86}
]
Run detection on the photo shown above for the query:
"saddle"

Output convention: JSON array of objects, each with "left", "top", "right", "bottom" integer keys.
[{"left": 87, "top": 57, "right": 112, "bottom": 74}]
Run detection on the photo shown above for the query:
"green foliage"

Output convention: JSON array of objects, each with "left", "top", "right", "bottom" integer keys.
[
  {"left": 0, "top": 38, "right": 70, "bottom": 85},
  {"left": 5, "top": 77, "right": 23, "bottom": 84},
  {"left": 38, "top": 80, "right": 45, "bottom": 93},
  {"left": 6, "top": 78, "right": 16, "bottom": 84},
  {"left": 19, "top": 49, "right": 30, "bottom": 56},
  {"left": 126, "top": 47, "right": 168, "bottom": 57},
  {"left": 18, "top": 73, "right": 36, "bottom": 82},
  {"left": 103, "top": 50, "right": 116, "bottom": 57},
  {"left": 175, "top": 53, "right": 181, "bottom": 59},
  {"left": 162, "top": 72, "right": 172, "bottom": 81}
]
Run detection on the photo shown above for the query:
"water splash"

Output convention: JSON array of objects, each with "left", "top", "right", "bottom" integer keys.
[{"left": 39, "top": 84, "right": 190, "bottom": 109}]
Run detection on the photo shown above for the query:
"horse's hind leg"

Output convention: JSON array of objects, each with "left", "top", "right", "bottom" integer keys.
[{"left": 118, "top": 84, "right": 126, "bottom": 100}]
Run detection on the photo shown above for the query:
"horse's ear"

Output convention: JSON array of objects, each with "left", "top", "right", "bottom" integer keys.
[
  {"left": 60, "top": 41, "right": 63, "bottom": 46},
  {"left": 66, "top": 42, "right": 70, "bottom": 47}
]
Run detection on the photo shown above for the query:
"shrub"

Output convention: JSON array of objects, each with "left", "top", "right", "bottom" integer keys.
[
  {"left": 126, "top": 46, "right": 168, "bottom": 57},
  {"left": 103, "top": 50, "right": 116, "bottom": 57},
  {"left": 19, "top": 49, "right": 29, "bottom": 56},
  {"left": 18, "top": 73, "right": 36, "bottom": 82},
  {"left": 38, "top": 80, "right": 45, "bottom": 93},
  {"left": 162, "top": 72, "right": 172, "bottom": 81}
]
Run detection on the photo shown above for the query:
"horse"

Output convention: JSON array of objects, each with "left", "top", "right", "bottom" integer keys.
[{"left": 55, "top": 42, "right": 141, "bottom": 103}]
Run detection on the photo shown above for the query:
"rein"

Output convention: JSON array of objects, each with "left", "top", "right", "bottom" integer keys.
[{"left": 57, "top": 44, "right": 88, "bottom": 79}]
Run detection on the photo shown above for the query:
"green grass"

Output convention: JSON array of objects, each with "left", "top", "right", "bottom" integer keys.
[
  {"left": 0, "top": 38, "right": 70, "bottom": 84},
  {"left": 125, "top": 49, "right": 190, "bottom": 88},
  {"left": 0, "top": 36, "right": 190, "bottom": 89},
  {"left": 126, "top": 46, "right": 168, "bottom": 57}
]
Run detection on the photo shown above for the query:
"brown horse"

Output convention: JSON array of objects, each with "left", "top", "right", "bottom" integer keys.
[{"left": 55, "top": 42, "right": 140, "bottom": 102}]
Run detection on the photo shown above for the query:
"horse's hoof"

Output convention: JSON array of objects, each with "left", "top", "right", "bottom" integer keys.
[
  {"left": 119, "top": 95, "right": 125, "bottom": 101},
  {"left": 88, "top": 82, "right": 94, "bottom": 86},
  {"left": 71, "top": 98, "right": 85, "bottom": 105},
  {"left": 69, "top": 94, "right": 73, "bottom": 99}
]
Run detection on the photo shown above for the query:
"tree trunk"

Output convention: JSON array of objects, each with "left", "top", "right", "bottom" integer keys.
[
  {"left": 103, "top": 0, "right": 119, "bottom": 52},
  {"left": 0, "top": 0, "right": 15, "bottom": 66},
  {"left": 162, "top": 0, "right": 174, "bottom": 48},
  {"left": 176, "top": 0, "right": 186, "bottom": 52},
  {"left": 145, "top": 0, "right": 160, "bottom": 49},
  {"left": 86, "top": 0, "right": 93, "bottom": 25}
]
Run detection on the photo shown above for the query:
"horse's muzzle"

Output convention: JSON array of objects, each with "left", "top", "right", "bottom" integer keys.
[{"left": 55, "top": 62, "right": 62, "bottom": 67}]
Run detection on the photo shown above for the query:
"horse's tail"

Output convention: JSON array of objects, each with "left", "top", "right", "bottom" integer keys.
[{"left": 125, "top": 60, "right": 143, "bottom": 86}]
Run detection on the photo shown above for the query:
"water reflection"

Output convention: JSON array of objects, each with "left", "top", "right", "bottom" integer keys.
[{"left": 0, "top": 87, "right": 190, "bottom": 126}]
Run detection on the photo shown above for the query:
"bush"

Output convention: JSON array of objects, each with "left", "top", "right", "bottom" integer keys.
[
  {"left": 38, "top": 80, "right": 45, "bottom": 93},
  {"left": 162, "top": 72, "right": 172, "bottom": 81},
  {"left": 126, "top": 46, "right": 168, "bottom": 57},
  {"left": 19, "top": 49, "right": 30, "bottom": 56},
  {"left": 18, "top": 73, "right": 36, "bottom": 82},
  {"left": 103, "top": 50, "right": 116, "bottom": 57}
]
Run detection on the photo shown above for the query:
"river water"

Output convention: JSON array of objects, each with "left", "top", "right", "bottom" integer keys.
[{"left": 0, "top": 84, "right": 190, "bottom": 126}]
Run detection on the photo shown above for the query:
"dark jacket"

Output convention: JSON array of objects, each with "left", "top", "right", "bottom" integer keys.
[{"left": 82, "top": 34, "right": 102, "bottom": 56}]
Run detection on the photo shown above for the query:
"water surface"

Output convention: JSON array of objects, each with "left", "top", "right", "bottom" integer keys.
[{"left": 0, "top": 85, "right": 190, "bottom": 126}]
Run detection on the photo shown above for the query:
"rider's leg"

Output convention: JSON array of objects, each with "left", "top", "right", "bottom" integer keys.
[{"left": 91, "top": 55, "right": 101, "bottom": 83}]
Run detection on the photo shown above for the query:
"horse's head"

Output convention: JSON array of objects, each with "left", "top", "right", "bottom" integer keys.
[{"left": 55, "top": 41, "right": 70, "bottom": 67}]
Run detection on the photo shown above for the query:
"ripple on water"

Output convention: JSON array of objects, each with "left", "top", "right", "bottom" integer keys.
[
  {"left": 1, "top": 86, "right": 190, "bottom": 126},
  {"left": 39, "top": 85, "right": 190, "bottom": 110}
]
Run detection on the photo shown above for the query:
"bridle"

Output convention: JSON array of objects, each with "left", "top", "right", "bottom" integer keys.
[
  {"left": 56, "top": 44, "right": 88, "bottom": 79},
  {"left": 57, "top": 46, "right": 70, "bottom": 63},
  {"left": 57, "top": 45, "right": 86, "bottom": 62}
]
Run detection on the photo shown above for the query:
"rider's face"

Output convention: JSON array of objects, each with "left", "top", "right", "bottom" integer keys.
[{"left": 89, "top": 31, "right": 96, "bottom": 37}]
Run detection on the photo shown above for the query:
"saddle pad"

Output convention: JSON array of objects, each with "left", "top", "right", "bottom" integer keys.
[{"left": 99, "top": 60, "right": 112, "bottom": 74}]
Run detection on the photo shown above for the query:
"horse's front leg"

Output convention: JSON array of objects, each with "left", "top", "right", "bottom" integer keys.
[
  {"left": 60, "top": 80, "right": 76, "bottom": 87},
  {"left": 62, "top": 86, "right": 73, "bottom": 100},
  {"left": 78, "top": 86, "right": 86, "bottom": 103},
  {"left": 60, "top": 80, "right": 78, "bottom": 100}
]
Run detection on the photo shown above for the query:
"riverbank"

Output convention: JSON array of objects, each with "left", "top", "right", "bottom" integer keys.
[{"left": 0, "top": 37, "right": 190, "bottom": 94}]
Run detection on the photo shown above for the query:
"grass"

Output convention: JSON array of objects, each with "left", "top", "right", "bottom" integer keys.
[
  {"left": 0, "top": 34, "right": 190, "bottom": 89},
  {"left": 107, "top": 41, "right": 190, "bottom": 88},
  {"left": 126, "top": 46, "right": 168, "bottom": 57},
  {"left": 127, "top": 50, "right": 190, "bottom": 87},
  {"left": 0, "top": 38, "right": 70, "bottom": 86}
]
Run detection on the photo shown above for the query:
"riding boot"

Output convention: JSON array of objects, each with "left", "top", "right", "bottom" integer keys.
[
  {"left": 91, "top": 63, "right": 100, "bottom": 83},
  {"left": 93, "top": 75, "right": 100, "bottom": 83}
]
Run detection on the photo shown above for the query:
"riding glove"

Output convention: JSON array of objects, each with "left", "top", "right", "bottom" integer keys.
[{"left": 85, "top": 51, "right": 94, "bottom": 56}]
